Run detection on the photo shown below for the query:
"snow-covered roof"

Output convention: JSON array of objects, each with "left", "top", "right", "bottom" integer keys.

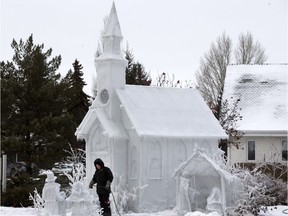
[
  {"left": 174, "top": 147, "right": 235, "bottom": 182},
  {"left": 75, "top": 107, "right": 97, "bottom": 140},
  {"left": 75, "top": 106, "right": 127, "bottom": 140},
  {"left": 223, "top": 64, "right": 288, "bottom": 133},
  {"left": 117, "top": 85, "right": 227, "bottom": 139}
]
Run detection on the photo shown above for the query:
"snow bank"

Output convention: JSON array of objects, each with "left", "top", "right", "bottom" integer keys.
[
  {"left": 0, "top": 206, "right": 287, "bottom": 215},
  {"left": 185, "top": 211, "right": 221, "bottom": 216}
]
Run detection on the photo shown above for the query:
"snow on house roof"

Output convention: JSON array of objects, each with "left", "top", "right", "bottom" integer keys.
[
  {"left": 223, "top": 64, "right": 288, "bottom": 133},
  {"left": 117, "top": 85, "right": 227, "bottom": 139}
]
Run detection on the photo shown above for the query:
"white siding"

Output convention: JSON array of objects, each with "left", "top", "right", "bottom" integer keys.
[{"left": 229, "top": 136, "right": 287, "bottom": 163}]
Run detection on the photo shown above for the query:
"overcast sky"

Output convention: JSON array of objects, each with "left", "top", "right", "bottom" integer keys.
[{"left": 1, "top": 0, "right": 287, "bottom": 95}]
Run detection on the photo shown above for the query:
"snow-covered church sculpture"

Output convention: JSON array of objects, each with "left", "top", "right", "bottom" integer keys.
[{"left": 76, "top": 3, "right": 227, "bottom": 212}]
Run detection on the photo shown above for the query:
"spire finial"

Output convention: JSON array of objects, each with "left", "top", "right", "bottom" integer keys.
[{"left": 104, "top": 1, "right": 122, "bottom": 38}]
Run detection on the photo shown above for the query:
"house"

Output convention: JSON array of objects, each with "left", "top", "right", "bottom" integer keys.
[
  {"left": 76, "top": 3, "right": 227, "bottom": 211},
  {"left": 222, "top": 64, "right": 288, "bottom": 164},
  {"left": 174, "top": 146, "right": 241, "bottom": 215}
]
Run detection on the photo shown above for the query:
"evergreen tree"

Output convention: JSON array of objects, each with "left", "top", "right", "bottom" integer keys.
[
  {"left": 63, "top": 59, "right": 89, "bottom": 124},
  {"left": 1, "top": 35, "right": 70, "bottom": 172},
  {"left": 62, "top": 59, "right": 90, "bottom": 148},
  {"left": 124, "top": 48, "right": 152, "bottom": 86}
]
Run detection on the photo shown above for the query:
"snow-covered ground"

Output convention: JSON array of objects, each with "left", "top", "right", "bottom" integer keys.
[{"left": 0, "top": 206, "right": 287, "bottom": 216}]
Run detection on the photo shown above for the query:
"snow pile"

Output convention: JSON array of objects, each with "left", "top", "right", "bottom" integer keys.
[
  {"left": 184, "top": 211, "right": 221, "bottom": 216},
  {"left": 1, "top": 206, "right": 288, "bottom": 216}
]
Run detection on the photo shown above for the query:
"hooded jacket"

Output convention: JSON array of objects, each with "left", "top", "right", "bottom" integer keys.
[{"left": 92, "top": 158, "right": 113, "bottom": 194}]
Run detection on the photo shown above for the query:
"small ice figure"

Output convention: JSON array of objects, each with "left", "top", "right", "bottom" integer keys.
[
  {"left": 67, "top": 181, "right": 92, "bottom": 216},
  {"left": 206, "top": 187, "right": 222, "bottom": 213},
  {"left": 42, "top": 171, "right": 62, "bottom": 216},
  {"left": 58, "top": 191, "right": 67, "bottom": 216},
  {"left": 177, "top": 177, "right": 191, "bottom": 214}
]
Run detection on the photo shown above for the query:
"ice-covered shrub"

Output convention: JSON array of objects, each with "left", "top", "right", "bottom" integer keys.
[
  {"left": 233, "top": 168, "right": 276, "bottom": 215},
  {"left": 85, "top": 199, "right": 103, "bottom": 216},
  {"left": 52, "top": 143, "right": 86, "bottom": 194},
  {"left": 63, "top": 162, "right": 86, "bottom": 186},
  {"left": 29, "top": 188, "right": 44, "bottom": 216},
  {"left": 111, "top": 174, "right": 147, "bottom": 213}
]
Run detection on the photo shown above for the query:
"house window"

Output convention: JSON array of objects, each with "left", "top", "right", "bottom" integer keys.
[
  {"left": 248, "top": 141, "right": 255, "bottom": 160},
  {"left": 282, "top": 140, "right": 287, "bottom": 161}
]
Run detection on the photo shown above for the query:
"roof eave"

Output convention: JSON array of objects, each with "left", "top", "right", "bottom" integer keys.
[
  {"left": 241, "top": 130, "right": 288, "bottom": 137},
  {"left": 138, "top": 133, "right": 228, "bottom": 142}
]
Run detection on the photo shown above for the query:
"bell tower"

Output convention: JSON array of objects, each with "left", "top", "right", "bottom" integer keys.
[{"left": 94, "top": 2, "right": 127, "bottom": 121}]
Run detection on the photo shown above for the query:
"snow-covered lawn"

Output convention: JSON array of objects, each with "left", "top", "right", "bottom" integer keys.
[{"left": 0, "top": 206, "right": 287, "bottom": 216}]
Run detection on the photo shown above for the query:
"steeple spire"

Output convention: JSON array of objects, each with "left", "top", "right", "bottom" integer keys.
[
  {"left": 102, "top": 2, "right": 123, "bottom": 56},
  {"left": 94, "top": 2, "right": 127, "bottom": 119},
  {"left": 104, "top": 2, "right": 123, "bottom": 38}
]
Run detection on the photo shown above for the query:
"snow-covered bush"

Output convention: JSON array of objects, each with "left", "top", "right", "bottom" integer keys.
[
  {"left": 29, "top": 188, "right": 44, "bottom": 216},
  {"left": 233, "top": 167, "right": 276, "bottom": 215},
  {"left": 111, "top": 174, "right": 148, "bottom": 213},
  {"left": 52, "top": 143, "right": 86, "bottom": 194},
  {"left": 84, "top": 199, "right": 103, "bottom": 216},
  {"left": 63, "top": 162, "right": 86, "bottom": 186}
]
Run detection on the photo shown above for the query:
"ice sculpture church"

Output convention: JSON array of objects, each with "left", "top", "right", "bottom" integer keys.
[{"left": 76, "top": 3, "right": 227, "bottom": 212}]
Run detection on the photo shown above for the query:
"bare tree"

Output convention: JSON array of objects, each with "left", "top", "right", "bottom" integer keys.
[
  {"left": 195, "top": 32, "right": 232, "bottom": 119},
  {"left": 196, "top": 31, "right": 268, "bottom": 153},
  {"left": 196, "top": 31, "right": 268, "bottom": 119},
  {"left": 155, "top": 72, "right": 193, "bottom": 88},
  {"left": 235, "top": 32, "right": 267, "bottom": 64}
]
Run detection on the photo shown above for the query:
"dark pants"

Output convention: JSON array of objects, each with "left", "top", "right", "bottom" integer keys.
[{"left": 98, "top": 193, "right": 111, "bottom": 216}]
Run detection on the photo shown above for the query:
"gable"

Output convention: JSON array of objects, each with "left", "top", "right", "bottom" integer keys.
[
  {"left": 117, "top": 85, "right": 227, "bottom": 139},
  {"left": 223, "top": 64, "right": 288, "bottom": 132},
  {"left": 174, "top": 149, "right": 233, "bottom": 180},
  {"left": 75, "top": 107, "right": 127, "bottom": 140}
]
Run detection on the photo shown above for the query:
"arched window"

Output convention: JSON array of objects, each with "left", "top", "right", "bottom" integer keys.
[
  {"left": 149, "top": 143, "right": 162, "bottom": 179},
  {"left": 130, "top": 146, "right": 138, "bottom": 179}
]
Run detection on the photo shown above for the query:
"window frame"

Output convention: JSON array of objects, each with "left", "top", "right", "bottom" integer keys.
[
  {"left": 247, "top": 140, "right": 256, "bottom": 161},
  {"left": 282, "top": 140, "right": 287, "bottom": 161}
]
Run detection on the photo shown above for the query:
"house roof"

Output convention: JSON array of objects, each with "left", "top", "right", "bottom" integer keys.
[
  {"left": 223, "top": 64, "right": 288, "bottom": 133},
  {"left": 117, "top": 85, "right": 227, "bottom": 139}
]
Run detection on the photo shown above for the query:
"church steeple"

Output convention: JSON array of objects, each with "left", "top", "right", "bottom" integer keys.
[
  {"left": 102, "top": 2, "right": 123, "bottom": 56},
  {"left": 94, "top": 2, "right": 127, "bottom": 121}
]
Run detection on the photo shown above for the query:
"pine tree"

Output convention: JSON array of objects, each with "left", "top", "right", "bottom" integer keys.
[
  {"left": 1, "top": 35, "right": 70, "bottom": 172},
  {"left": 63, "top": 60, "right": 89, "bottom": 124},
  {"left": 124, "top": 48, "right": 152, "bottom": 86},
  {"left": 62, "top": 59, "right": 90, "bottom": 148}
]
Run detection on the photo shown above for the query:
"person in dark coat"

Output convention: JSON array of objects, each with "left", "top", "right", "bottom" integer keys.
[{"left": 89, "top": 158, "right": 113, "bottom": 216}]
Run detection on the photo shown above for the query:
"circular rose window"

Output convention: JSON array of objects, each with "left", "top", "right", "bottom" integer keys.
[{"left": 100, "top": 89, "right": 109, "bottom": 104}]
